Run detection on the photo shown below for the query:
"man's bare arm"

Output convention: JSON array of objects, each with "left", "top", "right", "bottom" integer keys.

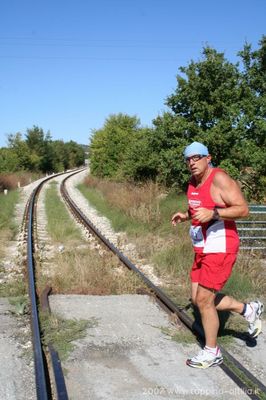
[
  {"left": 212, "top": 171, "right": 249, "bottom": 220},
  {"left": 194, "top": 172, "right": 249, "bottom": 223},
  {"left": 171, "top": 211, "right": 190, "bottom": 225}
]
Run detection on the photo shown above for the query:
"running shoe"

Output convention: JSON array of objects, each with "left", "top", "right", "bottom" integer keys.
[
  {"left": 186, "top": 347, "right": 223, "bottom": 369},
  {"left": 245, "top": 300, "right": 264, "bottom": 338}
]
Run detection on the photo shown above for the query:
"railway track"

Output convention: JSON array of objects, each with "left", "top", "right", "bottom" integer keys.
[
  {"left": 23, "top": 172, "right": 73, "bottom": 400},
  {"left": 24, "top": 169, "right": 266, "bottom": 399}
]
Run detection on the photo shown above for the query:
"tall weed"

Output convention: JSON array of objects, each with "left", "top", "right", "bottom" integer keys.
[
  {"left": 38, "top": 249, "right": 142, "bottom": 295},
  {"left": 83, "top": 176, "right": 162, "bottom": 224},
  {"left": 0, "top": 189, "right": 19, "bottom": 259},
  {"left": 0, "top": 171, "right": 43, "bottom": 191}
]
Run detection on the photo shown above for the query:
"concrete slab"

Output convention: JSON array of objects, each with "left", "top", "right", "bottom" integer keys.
[
  {"left": 0, "top": 298, "right": 35, "bottom": 400},
  {"left": 49, "top": 294, "right": 251, "bottom": 400}
]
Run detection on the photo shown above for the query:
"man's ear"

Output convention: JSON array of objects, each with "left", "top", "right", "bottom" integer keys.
[{"left": 207, "top": 154, "right": 213, "bottom": 166}]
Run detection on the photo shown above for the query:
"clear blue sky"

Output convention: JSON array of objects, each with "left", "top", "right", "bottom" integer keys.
[{"left": 0, "top": 0, "right": 265, "bottom": 147}]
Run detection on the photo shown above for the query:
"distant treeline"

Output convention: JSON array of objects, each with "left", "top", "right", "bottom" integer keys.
[
  {"left": 89, "top": 36, "right": 266, "bottom": 201},
  {"left": 0, "top": 126, "right": 85, "bottom": 174}
]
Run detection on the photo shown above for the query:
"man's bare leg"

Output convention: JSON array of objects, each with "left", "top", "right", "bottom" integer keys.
[
  {"left": 195, "top": 285, "right": 219, "bottom": 348},
  {"left": 214, "top": 293, "right": 244, "bottom": 314},
  {"left": 191, "top": 283, "right": 244, "bottom": 314},
  {"left": 191, "top": 282, "right": 198, "bottom": 304}
]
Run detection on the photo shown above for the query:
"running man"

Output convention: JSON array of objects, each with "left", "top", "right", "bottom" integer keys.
[{"left": 171, "top": 141, "right": 264, "bottom": 369}]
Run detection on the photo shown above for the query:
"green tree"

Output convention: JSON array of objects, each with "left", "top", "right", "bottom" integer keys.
[
  {"left": 25, "top": 126, "right": 54, "bottom": 172},
  {"left": 7, "top": 132, "right": 34, "bottom": 170},
  {"left": 64, "top": 141, "right": 85, "bottom": 169},
  {"left": 89, "top": 128, "right": 109, "bottom": 177},
  {"left": 0, "top": 148, "right": 19, "bottom": 172},
  {"left": 5, "top": 127, "right": 85, "bottom": 174},
  {"left": 89, "top": 113, "right": 140, "bottom": 179},
  {"left": 90, "top": 39, "right": 265, "bottom": 199},
  {"left": 235, "top": 36, "right": 266, "bottom": 199},
  {"left": 164, "top": 47, "right": 242, "bottom": 163},
  {"left": 52, "top": 140, "right": 68, "bottom": 172},
  {"left": 150, "top": 38, "right": 266, "bottom": 199},
  {"left": 122, "top": 128, "right": 158, "bottom": 182}
]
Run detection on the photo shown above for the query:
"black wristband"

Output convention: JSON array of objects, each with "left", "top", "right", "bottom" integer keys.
[{"left": 212, "top": 208, "right": 220, "bottom": 221}]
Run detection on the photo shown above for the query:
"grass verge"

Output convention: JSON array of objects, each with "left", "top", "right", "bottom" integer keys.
[
  {"left": 0, "top": 189, "right": 27, "bottom": 298},
  {"left": 0, "top": 189, "right": 19, "bottom": 259},
  {"left": 45, "top": 181, "right": 83, "bottom": 243}
]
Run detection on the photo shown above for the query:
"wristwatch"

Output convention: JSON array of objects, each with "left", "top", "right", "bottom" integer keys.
[{"left": 212, "top": 208, "right": 221, "bottom": 220}]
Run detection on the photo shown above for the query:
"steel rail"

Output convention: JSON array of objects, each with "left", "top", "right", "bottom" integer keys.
[
  {"left": 238, "top": 228, "right": 266, "bottom": 231},
  {"left": 41, "top": 286, "right": 69, "bottom": 400},
  {"left": 61, "top": 171, "right": 266, "bottom": 400},
  {"left": 240, "top": 247, "right": 266, "bottom": 250},
  {"left": 27, "top": 186, "right": 50, "bottom": 400},
  {"left": 25, "top": 172, "right": 71, "bottom": 400},
  {"left": 238, "top": 221, "right": 266, "bottom": 224},
  {"left": 240, "top": 236, "right": 266, "bottom": 240}
]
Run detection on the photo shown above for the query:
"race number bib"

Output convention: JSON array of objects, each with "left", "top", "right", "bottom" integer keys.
[{"left": 189, "top": 225, "right": 204, "bottom": 247}]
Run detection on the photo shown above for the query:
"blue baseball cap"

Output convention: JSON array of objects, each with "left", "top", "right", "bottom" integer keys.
[{"left": 183, "top": 141, "right": 209, "bottom": 158}]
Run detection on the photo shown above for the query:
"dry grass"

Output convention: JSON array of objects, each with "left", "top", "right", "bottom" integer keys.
[
  {"left": 224, "top": 252, "right": 266, "bottom": 301},
  {"left": 0, "top": 228, "right": 13, "bottom": 258},
  {"left": 0, "top": 189, "right": 19, "bottom": 260},
  {"left": 84, "top": 176, "right": 163, "bottom": 223},
  {"left": 0, "top": 172, "right": 43, "bottom": 191},
  {"left": 38, "top": 247, "right": 143, "bottom": 295}
]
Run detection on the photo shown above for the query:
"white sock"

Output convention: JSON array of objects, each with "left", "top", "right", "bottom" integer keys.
[{"left": 205, "top": 345, "right": 218, "bottom": 354}]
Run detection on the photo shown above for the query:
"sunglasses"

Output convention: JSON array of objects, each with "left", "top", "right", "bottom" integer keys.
[{"left": 185, "top": 155, "right": 206, "bottom": 163}]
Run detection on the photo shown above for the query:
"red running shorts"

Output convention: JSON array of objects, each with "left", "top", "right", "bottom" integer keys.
[{"left": 190, "top": 253, "right": 237, "bottom": 291}]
